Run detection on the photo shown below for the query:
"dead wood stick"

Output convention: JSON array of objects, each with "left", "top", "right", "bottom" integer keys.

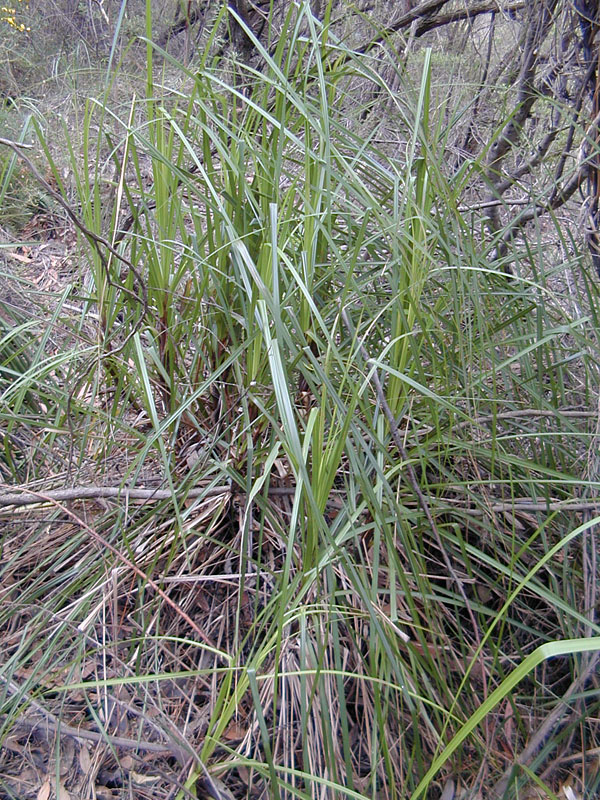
[
  {"left": 0, "top": 136, "right": 149, "bottom": 371},
  {"left": 450, "top": 408, "right": 597, "bottom": 429},
  {"left": 5, "top": 714, "right": 188, "bottom": 762},
  {"left": 0, "top": 484, "right": 231, "bottom": 506},
  {"left": 0, "top": 674, "right": 189, "bottom": 762},
  {"left": 1, "top": 485, "right": 596, "bottom": 515},
  {"left": 405, "top": 498, "right": 600, "bottom": 515},
  {"left": 0, "top": 488, "right": 220, "bottom": 649},
  {"left": 0, "top": 137, "right": 146, "bottom": 309},
  {"left": 0, "top": 483, "right": 297, "bottom": 507}
]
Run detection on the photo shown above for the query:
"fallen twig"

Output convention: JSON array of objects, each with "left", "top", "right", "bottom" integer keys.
[
  {"left": 0, "top": 488, "right": 220, "bottom": 649},
  {"left": 417, "top": 498, "right": 600, "bottom": 514},
  {"left": 1, "top": 484, "right": 595, "bottom": 516},
  {"left": 0, "top": 673, "right": 188, "bottom": 761},
  {"left": 0, "top": 483, "right": 296, "bottom": 507},
  {"left": 0, "top": 137, "right": 147, "bottom": 316},
  {"left": 5, "top": 714, "right": 187, "bottom": 761}
]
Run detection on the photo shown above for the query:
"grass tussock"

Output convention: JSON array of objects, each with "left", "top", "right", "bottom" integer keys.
[{"left": 1, "top": 3, "right": 600, "bottom": 799}]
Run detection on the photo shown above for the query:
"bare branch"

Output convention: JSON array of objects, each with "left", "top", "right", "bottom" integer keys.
[
  {"left": 0, "top": 488, "right": 220, "bottom": 648},
  {"left": 414, "top": 1, "right": 526, "bottom": 37},
  {"left": 0, "top": 483, "right": 297, "bottom": 507},
  {"left": 420, "top": 498, "right": 600, "bottom": 514},
  {"left": 0, "top": 138, "right": 146, "bottom": 312},
  {"left": 495, "top": 159, "right": 590, "bottom": 251},
  {"left": 356, "top": 0, "right": 454, "bottom": 54},
  {"left": 482, "top": 0, "right": 560, "bottom": 268}
]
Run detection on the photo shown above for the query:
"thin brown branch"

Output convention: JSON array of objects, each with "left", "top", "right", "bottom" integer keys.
[
  {"left": 547, "top": 24, "right": 593, "bottom": 196},
  {"left": 485, "top": 110, "right": 599, "bottom": 260},
  {"left": 2, "top": 484, "right": 595, "bottom": 516},
  {"left": 461, "top": 7, "right": 497, "bottom": 156},
  {"left": 0, "top": 488, "right": 220, "bottom": 649},
  {"left": 493, "top": 123, "right": 562, "bottom": 197},
  {"left": 4, "top": 714, "right": 187, "bottom": 761},
  {"left": 450, "top": 408, "right": 597, "bottom": 431},
  {"left": 0, "top": 672, "right": 188, "bottom": 759},
  {"left": 356, "top": 0, "right": 454, "bottom": 54},
  {"left": 483, "top": 0, "right": 559, "bottom": 268},
  {"left": 486, "top": 2, "right": 554, "bottom": 168},
  {"left": 156, "top": 4, "right": 203, "bottom": 47},
  {"left": 457, "top": 197, "right": 536, "bottom": 211},
  {"left": 414, "top": 1, "right": 526, "bottom": 37},
  {"left": 495, "top": 159, "right": 590, "bottom": 251},
  {"left": 0, "top": 137, "right": 147, "bottom": 317},
  {"left": 0, "top": 483, "right": 296, "bottom": 507},
  {"left": 555, "top": 744, "right": 600, "bottom": 764},
  {"left": 424, "top": 498, "right": 600, "bottom": 514}
]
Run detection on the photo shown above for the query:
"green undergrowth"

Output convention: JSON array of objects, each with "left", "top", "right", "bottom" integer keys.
[{"left": 1, "top": 3, "right": 600, "bottom": 799}]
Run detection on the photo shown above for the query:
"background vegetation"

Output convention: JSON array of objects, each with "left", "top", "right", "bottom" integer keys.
[{"left": 1, "top": 2, "right": 600, "bottom": 799}]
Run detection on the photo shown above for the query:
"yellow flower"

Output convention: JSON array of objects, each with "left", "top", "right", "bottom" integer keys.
[{"left": 1, "top": 0, "right": 29, "bottom": 31}]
